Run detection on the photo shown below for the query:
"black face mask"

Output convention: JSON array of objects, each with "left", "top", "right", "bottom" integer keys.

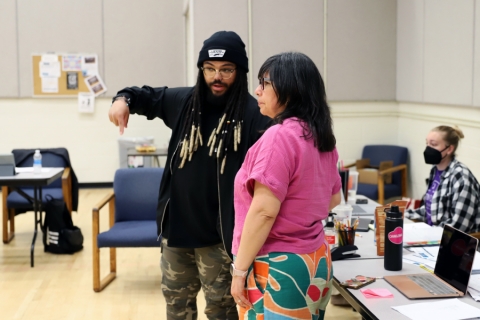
[{"left": 423, "top": 146, "right": 449, "bottom": 165}]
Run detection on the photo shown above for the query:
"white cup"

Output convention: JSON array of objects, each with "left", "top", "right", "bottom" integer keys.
[{"left": 333, "top": 204, "right": 353, "bottom": 225}]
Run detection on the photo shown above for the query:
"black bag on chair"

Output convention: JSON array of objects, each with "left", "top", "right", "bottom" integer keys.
[{"left": 43, "top": 196, "right": 83, "bottom": 254}]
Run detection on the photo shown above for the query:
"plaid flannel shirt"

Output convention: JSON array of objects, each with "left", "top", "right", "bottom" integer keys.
[{"left": 406, "top": 158, "right": 480, "bottom": 233}]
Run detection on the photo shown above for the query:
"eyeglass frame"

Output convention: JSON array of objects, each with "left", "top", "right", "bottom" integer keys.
[
  {"left": 259, "top": 77, "right": 271, "bottom": 90},
  {"left": 201, "top": 66, "right": 236, "bottom": 79}
]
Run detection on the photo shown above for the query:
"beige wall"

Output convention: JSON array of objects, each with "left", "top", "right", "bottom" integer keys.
[
  {"left": 1, "top": 0, "right": 479, "bottom": 194},
  {"left": 332, "top": 101, "right": 480, "bottom": 199},
  {"left": 397, "top": 102, "right": 480, "bottom": 199}
]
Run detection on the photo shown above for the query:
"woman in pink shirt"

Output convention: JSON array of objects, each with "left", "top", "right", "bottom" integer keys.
[{"left": 230, "top": 52, "right": 342, "bottom": 319}]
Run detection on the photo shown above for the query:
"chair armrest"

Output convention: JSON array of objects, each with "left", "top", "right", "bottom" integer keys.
[
  {"left": 469, "top": 232, "right": 480, "bottom": 240},
  {"left": 92, "top": 191, "right": 115, "bottom": 237},
  {"left": 93, "top": 191, "right": 115, "bottom": 212},
  {"left": 61, "top": 167, "right": 73, "bottom": 212},
  {"left": 61, "top": 167, "right": 71, "bottom": 180},
  {"left": 378, "top": 164, "right": 407, "bottom": 176}
]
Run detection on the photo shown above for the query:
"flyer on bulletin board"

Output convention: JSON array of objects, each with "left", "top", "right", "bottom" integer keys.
[
  {"left": 84, "top": 73, "right": 107, "bottom": 97},
  {"left": 32, "top": 52, "right": 103, "bottom": 97}
]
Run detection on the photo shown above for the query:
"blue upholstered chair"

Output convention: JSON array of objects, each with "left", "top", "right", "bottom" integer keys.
[
  {"left": 2, "top": 148, "right": 76, "bottom": 243},
  {"left": 92, "top": 167, "right": 163, "bottom": 292},
  {"left": 353, "top": 145, "right": 408, "bottom": 205}
]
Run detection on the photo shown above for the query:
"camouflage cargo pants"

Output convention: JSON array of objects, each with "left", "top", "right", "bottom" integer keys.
[{"left": 161, "top": 238, "right": 238, "bottom": 320}]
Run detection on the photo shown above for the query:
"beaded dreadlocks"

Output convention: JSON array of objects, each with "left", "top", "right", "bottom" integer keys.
[{"left": 176, "top": 67, "right": 248, "bottom": 174}]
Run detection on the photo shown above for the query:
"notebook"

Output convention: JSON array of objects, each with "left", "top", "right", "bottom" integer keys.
[
  {"left": 384, "top": 225, "right": 478, "bottom": 299},
  {"left": 403, "top": 223, "right": 444, "bottom": 247}
]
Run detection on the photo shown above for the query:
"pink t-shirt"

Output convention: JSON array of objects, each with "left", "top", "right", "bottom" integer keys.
[{"left": 232, "top": 118, "right": 342, "bottom": 256}]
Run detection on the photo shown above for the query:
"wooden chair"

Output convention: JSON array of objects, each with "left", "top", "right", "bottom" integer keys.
[
  {"left": 469, "top": 232, "right": 480, "bottom": 240},
  {"left": 346, "top": 145, "right": 408, "bottom": 205},
  {"left": 92, "top": 168, "right": 163, "bottom": 292},
  {"left": 2, "top": 149, "right": 75, "bottom": 244}
]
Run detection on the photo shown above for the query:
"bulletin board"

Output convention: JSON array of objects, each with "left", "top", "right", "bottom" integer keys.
[{"left": 32, "top": 53, "right": 98, "bottom": 97}]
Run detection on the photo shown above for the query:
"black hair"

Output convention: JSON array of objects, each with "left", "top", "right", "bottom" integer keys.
[
  {"left": 258, "top": 52, "right": 336, "bottom": 152},
  {"left": 176, "top": 67, "right": 248, "bottom": 173}
]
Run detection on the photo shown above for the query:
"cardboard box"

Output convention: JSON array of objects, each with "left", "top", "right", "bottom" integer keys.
[
  {"left": 375, "top": 200, "right": 407, "bottom": 256},
  {"left": 355, "top": 159, "right": 393, "bottom": 185}
]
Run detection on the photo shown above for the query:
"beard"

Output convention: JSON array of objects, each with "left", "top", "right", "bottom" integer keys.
[{"left": 206, "top": 80, "right": 231, "bottom": 108}]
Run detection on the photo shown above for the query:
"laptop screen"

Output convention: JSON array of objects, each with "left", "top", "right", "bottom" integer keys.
[
  {"left": 434, "top": 225, "right": 478, "bottom": 294},
  {"left": 0, "top": 154, "right": 15, "bottom": 166}
]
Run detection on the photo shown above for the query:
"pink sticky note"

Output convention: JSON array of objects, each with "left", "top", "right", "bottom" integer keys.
[{"left": 360, "top": 288, "right": 393, "bottom": 298}]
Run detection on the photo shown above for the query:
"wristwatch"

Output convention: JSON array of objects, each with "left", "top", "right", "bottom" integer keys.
[
  {"left": 230, "top": 263, "right": 248, "bottom": 278},
  {"left": 111, "top": 95, "right": 131, "bottom": 107}
]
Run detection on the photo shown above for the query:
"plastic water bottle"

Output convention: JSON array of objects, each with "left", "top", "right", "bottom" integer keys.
[
  {"left": 384, "top": 205, "right": 403, "bottom": 271},
  {"left": 33, "top": 150, "right": 42, "bottom": 174}
]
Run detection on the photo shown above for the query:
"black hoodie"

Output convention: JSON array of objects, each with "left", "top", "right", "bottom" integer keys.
[{"left": 117, "top": 85, "right": 269, "bottom": 259}]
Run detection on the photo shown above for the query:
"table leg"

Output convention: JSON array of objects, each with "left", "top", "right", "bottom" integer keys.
[
  {"left": 333, "top": 278, "right": 377, "bottom": 320},
  {"left": 30, "top": 186, "right": 43, "bottom": 268}
]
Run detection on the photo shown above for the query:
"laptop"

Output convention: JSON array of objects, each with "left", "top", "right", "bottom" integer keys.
[
  {"left": 0, "top": 153, "right": 15, "bottom": 176},
  {"left": 339, "top": 188, "right": 376, "bottom": 216},
  {"left": 351, "top": 204, "right": 372, "bottom": 216},
  {"left": 384, "top": 225, "right": 478, "bottom": 299}
]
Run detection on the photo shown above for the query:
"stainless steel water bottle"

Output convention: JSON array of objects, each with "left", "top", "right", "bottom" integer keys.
[{"left": 384, "top": 205, "right": 403, "bottom": 271}]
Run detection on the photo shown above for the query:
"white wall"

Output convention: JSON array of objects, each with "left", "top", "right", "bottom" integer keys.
[
  {"left": 395, "top": 0, "right": 480, "bottom": 198},
  {"left": 0, "top": 98, "right": 171, "bottom": 183},
  {"left": 2, "top": 96, "right": 478, "bottom": 198},
  {"left": 397, "top": 102, "right": 480, "bottom": 199},
  {"left": 1, "top": 0, "right": 479, "bottom": 191},
  {"left": 331, "top": 101, "right": 399, "bottom": 164},
  {"left": 332, "top": 101, "right": 480, "bottom": 200},
  {"left": 397, "top": 0, "right": 480, "bottom": 106}
]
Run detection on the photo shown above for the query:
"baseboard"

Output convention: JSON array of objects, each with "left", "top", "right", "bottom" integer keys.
[{"left": 79, "top": 182, "right": 113, "bottom": 189}]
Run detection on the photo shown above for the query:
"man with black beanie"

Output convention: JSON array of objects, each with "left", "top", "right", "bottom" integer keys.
[{"left": 109, "top": 31, "right": 269, "bottom": 320}]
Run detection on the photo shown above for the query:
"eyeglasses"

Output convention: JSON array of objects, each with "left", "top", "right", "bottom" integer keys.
[
  {"left": 258, "top": 77, "right": 271, "bottom": 90},
  {"left": 201, "top": 67, "right": 236, "bottom": 79}
]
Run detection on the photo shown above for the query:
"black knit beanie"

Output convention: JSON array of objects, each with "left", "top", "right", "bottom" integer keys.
[{"left": 197, "top": 31, "right": 248, "bottom": 72}]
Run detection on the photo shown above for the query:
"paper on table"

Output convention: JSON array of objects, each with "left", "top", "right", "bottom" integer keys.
[
  {"left": 403, "top": 254, "right": 436, "bottom": 269},
  {"left": 408, "top": 247, "right": 437, "bottom": 261},
  {"left": 392, "top": 298, "right": 480, "bottom": 320},
  {"left": 468, "top": 274, "right": 480, "bottom": 292},
  {"left": 360, "top": 288, "right": 393, "bottom": 298},
  {"left": 468, "top": 287, "right": 480, "bottom": 302},
  {"left": 421, "top": 246, "right": 439, "bottom": 257},
  {"left": 15, "top": 167, "right": 51, "bottom": 173},
  {"left": 403, "top": 223, "right": 443, "bottom": 246}
]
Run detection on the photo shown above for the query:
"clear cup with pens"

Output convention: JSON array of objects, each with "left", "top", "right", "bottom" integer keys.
[{"left": 335, "top": 218, "right": 359, "bottom": 246}]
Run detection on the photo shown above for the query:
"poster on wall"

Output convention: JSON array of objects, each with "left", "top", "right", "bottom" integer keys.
[
  {"left": 32, "top": 52, "right": 104, "bottom": 98},
  {"left": 81, "top": 55, "right": 98, "bottom": 77},
  {"left": 62, "top": 54, "right": 82, "bottom": 71},
  {"left": 39, "top": 54, "right": 60, "bottom": 93},
  {"left": 78, "top": 92, "right": 95, "bottom": 113},
  {"left": 84, "top": 73, "right": 107, "bottom": 97},
  {"left": 41, "top": 77, "right": 58, "bottom": 93}
]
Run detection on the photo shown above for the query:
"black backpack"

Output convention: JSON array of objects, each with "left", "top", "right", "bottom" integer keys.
[{"left": 43, "top": 196, "right": 83, "bottom": 254}]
